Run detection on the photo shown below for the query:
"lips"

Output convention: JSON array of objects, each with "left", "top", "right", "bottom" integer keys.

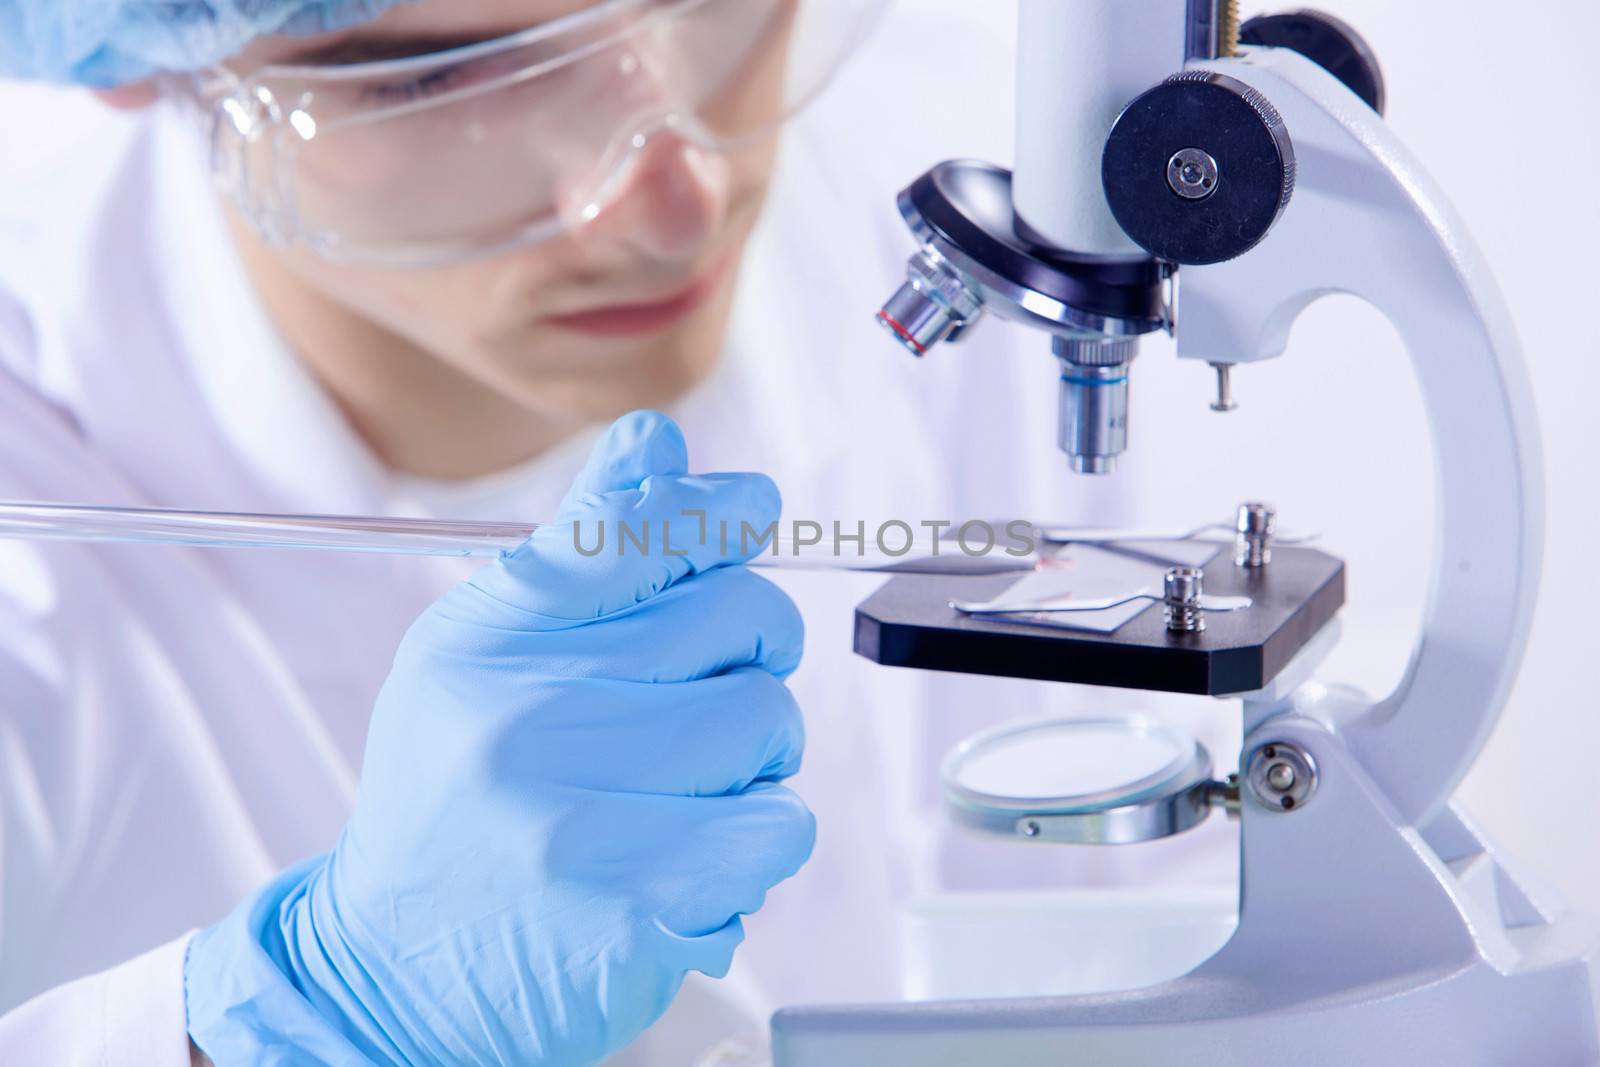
[{"left": 545, "top": 259, "right": 730, "bottom": 338}]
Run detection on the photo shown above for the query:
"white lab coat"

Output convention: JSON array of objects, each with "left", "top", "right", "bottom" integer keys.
[{"left": 0, "top": 10, "right": 1241, "bottom": 1063}]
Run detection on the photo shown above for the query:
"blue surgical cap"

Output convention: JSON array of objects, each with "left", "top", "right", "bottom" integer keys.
[{"left": 0, "top": 1, "right": 417, "bottom": 88}]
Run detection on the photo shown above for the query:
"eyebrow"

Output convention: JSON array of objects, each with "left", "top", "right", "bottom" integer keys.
[{"left": 279, "top": 30, "right": 519, "bottom": 67}]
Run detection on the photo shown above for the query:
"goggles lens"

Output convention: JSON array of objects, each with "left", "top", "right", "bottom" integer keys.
[{"left": 205, "top": 0, "right": 887, "bottom": 266}]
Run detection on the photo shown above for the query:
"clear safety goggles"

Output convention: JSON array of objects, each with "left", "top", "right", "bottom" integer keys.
[{"left": 190, "top": 0, "right": 887, "bottom": 267}]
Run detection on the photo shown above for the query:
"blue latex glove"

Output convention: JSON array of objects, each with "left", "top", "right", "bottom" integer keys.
[
  {"left": 0, "top": 0, "right": 416, "bottom": 87},
  {"left": 185, "top": 410, "right": 815, "bottom": 1066}
]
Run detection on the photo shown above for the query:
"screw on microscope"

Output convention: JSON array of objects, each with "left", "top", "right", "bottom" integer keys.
[
  {"left": 1245, "top": 741, "right": 1317, "bottom": 812},
  {"left": 1202, "top": 774, "right": 1242, "bottom": 819},
  {"left": 1164, "top": 566, "right": 1206, "bottom": 633},
  {"left": 1167, "top": 147, "right": 1221, "bottom": 201},
  {"left": 1209, "top": 363, "right": 1238, "bottom": 412},
  {"left": 1235, "top": 501, "right": 1276, "bottom": 568}
]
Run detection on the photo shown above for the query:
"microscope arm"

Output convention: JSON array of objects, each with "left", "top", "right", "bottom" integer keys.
[{"left": 1176, "top": 46, "right": 1544, "bottom": 829}]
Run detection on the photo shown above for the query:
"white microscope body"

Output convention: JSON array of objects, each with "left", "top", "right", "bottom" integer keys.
[{"left": 772, "top": 2, "right": 1600, "bottom": 1062}]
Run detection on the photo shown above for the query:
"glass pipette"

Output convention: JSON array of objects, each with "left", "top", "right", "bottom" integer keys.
[{"left": 0, "top": 500, "right": 1036, "bottom": 575}]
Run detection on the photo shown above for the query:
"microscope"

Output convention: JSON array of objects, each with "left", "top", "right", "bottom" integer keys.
[{"left": 771, "top": 2, "right": 1600, "bottom": 1062}]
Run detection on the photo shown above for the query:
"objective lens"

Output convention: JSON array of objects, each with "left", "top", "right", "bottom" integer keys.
[{"left": 1055, "top": 337, "right": 1138, "bottom": 475}]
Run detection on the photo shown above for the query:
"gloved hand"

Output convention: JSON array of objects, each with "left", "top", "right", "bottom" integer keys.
[
  {"left": 184, "top": 410, "right": 815, "bottom": 1066},
  {"left": 0, "top": 0, "right": 416, "bottom": 87}
]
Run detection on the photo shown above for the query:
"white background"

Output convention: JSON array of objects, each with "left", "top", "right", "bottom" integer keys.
[{"left": 2, "top": 0, "right": 1597, "bottom": 908}]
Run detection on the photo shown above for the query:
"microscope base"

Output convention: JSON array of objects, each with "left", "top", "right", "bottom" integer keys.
[
  {"left": 771, "top": 931, "right": 1600, "bottom": 1066},
  {"left": 773, "top": 708, "right": 1600, "bottom": 1066}
]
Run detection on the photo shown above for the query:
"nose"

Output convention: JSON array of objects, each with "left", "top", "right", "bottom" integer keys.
[{"left": 578, "top": 131, "right": 733, "bottom": 262}]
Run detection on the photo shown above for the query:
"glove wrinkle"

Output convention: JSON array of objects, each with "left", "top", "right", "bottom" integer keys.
[{"left": 184, "top": 413, "right": 814, "bottom": 1065}]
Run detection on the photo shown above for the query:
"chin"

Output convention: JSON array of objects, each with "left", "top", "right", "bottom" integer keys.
[{"left": 479, "top": 324, "right": 714, "bottom": 420}]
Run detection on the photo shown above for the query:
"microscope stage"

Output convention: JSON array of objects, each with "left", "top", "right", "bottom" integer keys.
[{"left": 854, "top": 546, "right": 1344, "bottom": 696}]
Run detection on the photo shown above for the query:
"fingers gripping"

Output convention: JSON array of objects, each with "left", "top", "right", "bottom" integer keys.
[{"left": 467, "top": 412, "right": 782, "bottom": 623}]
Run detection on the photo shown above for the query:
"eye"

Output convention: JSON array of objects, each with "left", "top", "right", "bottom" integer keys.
[{"left": 364, "top": 64, "right": 469, "bottom": 105}]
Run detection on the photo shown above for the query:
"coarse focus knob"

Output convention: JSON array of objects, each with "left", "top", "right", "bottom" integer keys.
[
  {"left": 1101, "top": 71, "right": 1295, "bottom": 265},
  {"left": 1240, "top": 9, "right": 1385, "bottom": 115}
]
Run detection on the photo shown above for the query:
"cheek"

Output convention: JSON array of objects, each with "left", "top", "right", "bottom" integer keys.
[
  {"left": 731, "top": 139, "right": 782, "bottom": 212},
  {"left": 285, "top": 243, "right": 572, "bottom": 351},
  {"left": 700, "top": 116, "right": 784, "bottom": 223}
]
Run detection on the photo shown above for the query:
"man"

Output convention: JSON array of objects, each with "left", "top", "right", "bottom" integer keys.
[{"left": 0, "top": 1, "right": 1240, "bottom": 1062}]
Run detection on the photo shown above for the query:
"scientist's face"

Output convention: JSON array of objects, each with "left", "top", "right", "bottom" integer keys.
[{"left": 222, "top": 0, "right": 791, "bottom": 424}]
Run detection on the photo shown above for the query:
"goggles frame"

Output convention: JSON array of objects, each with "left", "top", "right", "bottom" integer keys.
[{"left": 184, "top": 0, "right": 887, "bottom": 268}]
